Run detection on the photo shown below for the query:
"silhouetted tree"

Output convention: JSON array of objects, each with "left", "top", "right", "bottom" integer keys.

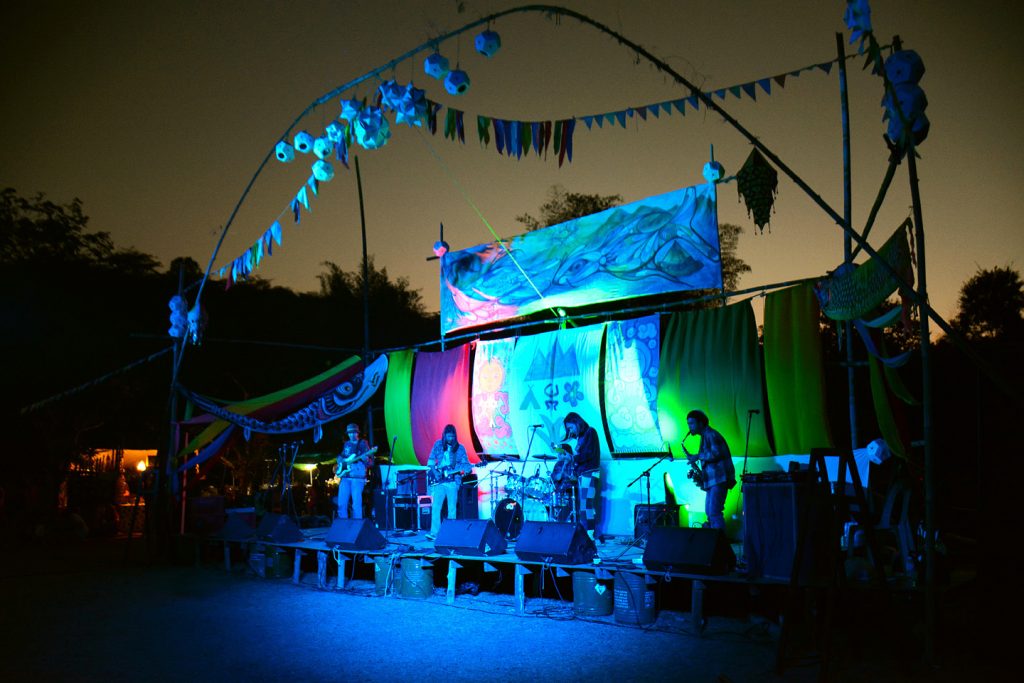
[{"left": 950, "top": 265, "right": 1024, "bottom": 341}]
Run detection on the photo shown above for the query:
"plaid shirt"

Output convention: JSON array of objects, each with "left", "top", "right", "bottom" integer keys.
[{"left": 696, "top": 427, "right": 736, "bottom": 490}]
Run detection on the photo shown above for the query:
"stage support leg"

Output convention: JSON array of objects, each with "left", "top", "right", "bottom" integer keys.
[
  {"left": 446, "top": 560, "right": 462, "bottom": 606},
  {"left": 691, "top": 579, "right": 706, "bottom": 633},
  {"left": 223, "top": 542, "right": 231, "bottom": 572},
  {"left": 336, "top": 555, "right": 347, "bottom": 589},
  {"left": 514, "top": 565, "right": 530, "bottom": 615},
  {"left": 292, "top": 549, "right": 303, "bottom": 584},
  {"left": 317, "top": 551, "right": 328, "bottom": 589}
]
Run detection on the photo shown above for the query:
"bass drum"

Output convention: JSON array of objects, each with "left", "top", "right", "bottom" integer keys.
[
  {"left": 525, "top": 475, "right": 554, "bottom": 501},
  {"left": 493, "top": 498, "right": 524, "bottom": 540}
]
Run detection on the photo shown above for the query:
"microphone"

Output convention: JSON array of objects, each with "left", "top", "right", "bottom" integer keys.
[
  {"left": 748, "top": 409, "right": 760, "bottom": 414},
  {"left": 530, "top": 424, "right": 543, "bottom": 429}
]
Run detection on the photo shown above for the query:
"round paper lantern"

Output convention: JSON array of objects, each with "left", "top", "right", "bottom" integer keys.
[
  {"left": 312, "top": 159, "right": 335, "bottom": 182},
  {"left": 293, "top": 131, "right": 315, "bottom": 154},
  {"left": 275, "top": 141, "right": 295, "bottom": 163},
  {"left": 313, "top": 136, "right": 334, "bottom": 160},
  {"left": 433, "top": 240, "right": 449, "bottom": 257},
  {"left": 703, "top": 160, "right": 725, "bottom": 183},
  {"left": 325, "top": 121, "right": 345, "bottom": 143},
  {"left": 444, "top": 69, "right": 471, "bottom": 96},
  {"left": 353, "top": 107, "right": 391, "bottom": 150},
  {"left": 378, "top": 79, "right": 405, "bottom": 112},
  {"left": 475, "top": 30, "right": 501, "bottom": 58},
  {"left": 884, "top": 50, "right": 924, "bottom": 85},
  {"left": 340, "top": 98, "right": 363, "bottom": 121},
  {"left": 424, "top": 52, "right": 450, "bottom": 79},
  {"left": 395, "top": 84, "right": 428, "bottom": 127}
]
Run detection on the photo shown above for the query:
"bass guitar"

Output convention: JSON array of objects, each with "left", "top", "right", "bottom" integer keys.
[
  {"left": 335, "top": 445, "right": 379, "bottom": 479},
  {"left": 427, "top": 460, "right": 485, "bottom": 486}
]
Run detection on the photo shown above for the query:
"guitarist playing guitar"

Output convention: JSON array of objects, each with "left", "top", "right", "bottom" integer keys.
[
  {"left": 425, "top": 424, "right": 474, "bottom": 541},
  {"left": 335, "top": 423, "right": 378, "bottom": 519}
]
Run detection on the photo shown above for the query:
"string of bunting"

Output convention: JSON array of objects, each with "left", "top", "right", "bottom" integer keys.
[{"left": 217, "top": 55, "right": 844, "bottom": 285}]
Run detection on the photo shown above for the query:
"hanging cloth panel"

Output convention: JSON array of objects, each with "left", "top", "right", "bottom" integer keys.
[
  {"left": 176, "top": 355, "right": 362, "bottom": 462},
  {"left": 604, "top": 315, "right": 665, "bottom": 453},
  {"left": 868, "top": 341, "right": 912, "bottom": 459},
  {"left": 657, "top": 301, "right": 771, "bottom": 460},
  {"left": 471, "top": 338, "right": 518, "bottom": 455},
  {"left": 383, "top": 349, "right": 418, "bottom": 465},
  {"left": 507, "top": 324, "right": 608, "bottom": 459},
  {"left": 409, "top": 345, "right": 479, "bottom": 465},
  {"left": 763, "top": 283, "right": 834, "bottom": 454}
]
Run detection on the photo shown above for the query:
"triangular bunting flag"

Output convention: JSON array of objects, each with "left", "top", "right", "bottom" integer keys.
[
  {"left": 254, "top": 240, "right": 263, "bottom": 267},
  {"left": 604, "top": 113, "right": 615, "bottom": 126},
  {"left": 757, "top": 78, "right": 772, "bottom": 95},
  {"left": 774, "top": 74, "right": 787, "bottom": 88},
  {"left": 552, "top": 120, "right": 562, "bottom": 158},
  {"left": 307, "top": 176, "right": 318, "bottom": 196},
  {"left": 648, "top": 105, "right": 659, "bottom": 118},
  {"left": 583, "top": 116, "right": 594, "bottom": 130},
  {"left": 444, "top": 109, "right": 456, "bottom": 140},
  {"left": 494, "top": 118, "right": 506, "bottom": 155},
  {"left": 296, "top": 185, "right": 310, "bottom": 212},
  {"left": 455, "top": 110, "right": 465, "bottom": 144},
  {"left": 510, "top": 119, "right": 520, "bottom": 159},
  {"left": 636, "top": 106, "right": 647, "bottom": 120},
  {"left": 502, "top": 120, "right": 514, "bottom": 155},
  {"left": 686, "top": 96, "right": 700, "bottom": 111},
  {"left": 521, "top": 122, "right": 531, "bottom": 157},
  {"left": 270, "top": 220, "right": 282, "bottom": 246},
  {"left": 672, "top": 99, "right": 686, "bottom": 114},
  {"left": 564, "top": 118, "right": 575, "bottom": 165},
  {"left": 291, "top": 198, "right": 301, "bottom": 223},
  {"left": 661, "top": 101, "right": 672, "bottom": 115},
  {"left": 477, "top": 115, "right": 491, "bottom": 146},
  {"left": 817, "top": 61, "right": 834, "bottom": 74},
  {"left": 615, "top": 110, "right": 627, "bottom": 127},
  {"left": 728, "top": 85, "right": 742, "bottom": 98},
  {"left": 531, "top": 122, "right": 542, "bottom": 154},
  {"left": 594, "top": 115, "right": 603, "bottom": 128},
  {"left": 741, "top": 83, "right": 757, "bottom": 99},
  {"left": 714, "top": 89, "right": 726, "bottom": 99}
]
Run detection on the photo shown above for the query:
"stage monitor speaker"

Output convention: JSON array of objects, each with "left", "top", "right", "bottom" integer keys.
[
  {"left": 633, "top": 503, "right": 679, "bottom": 539},
  {"left": 434, "top": 519, "right": 506, "bottom": 557},
  {"left": 325, "top": 518, "right": 387, "bottom": 550},
  {"left": 514, "top": 522, "right": 596, "bottom": 565},
  {"left": 255, "top": 513, "right": 304, "bottom": 544},
  {"left": 217, "top": 513, "right": 256, "bottom": 541},
  {"left": 643, "top": 527, "right": 735, "bottom": 575}
]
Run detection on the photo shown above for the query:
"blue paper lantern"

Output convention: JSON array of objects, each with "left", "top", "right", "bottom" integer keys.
[
  {"left": 313, "top": 137, "right": 334, "bottom": 160},
  {"left": 275, "top": 141, "right": 295, "bottom": 163},
  {"left": 444, "top": 69, "right": 471, "bottom": 96},
  {"left": 293, "top": 131, "right": 315, "bottom": 154},
  {"left": 378, "top": 80, "right": 405, "bottom": 112},
  {"left": 394, "top": 84, "right": 428, "bottom": 127},
  {"left": 325, "top": 121, "right": 346, "bottom": 143},
  {"left": 475, "top": 30, "right": 501, "bottom": 58},
  {"left": 884, "top": 50, "right": 925, "bottom": 85},
  {"left": 312, "top": 159, "right": 335, "bottom": 182},
  {"left": 340, "top": 98, "right": 363, "bottom": 121},
  {"left": 424, "top": 52, "right": 450, "bottom": 79},
  {"left": 703, "top": 161, "right": 725, "bottom": 183},
  {"left": 353, "top": 107, "right": 391, "bottom": 150}
]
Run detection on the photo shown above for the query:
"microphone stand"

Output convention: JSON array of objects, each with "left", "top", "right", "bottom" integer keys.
[
  {"left": 627, "top": 449, "right": 672, "bottom": 543},
  {"left": 382, "top": 436, "right": 397, "bottom": 543}
]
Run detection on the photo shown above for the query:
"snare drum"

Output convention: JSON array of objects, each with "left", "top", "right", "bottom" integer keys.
[
  {"left": 525, "top": 474, "right": 554, "bottom": 500},
  {"left": 493, "top": 498, "right": 524, "bottom": 540},
  {"left": 503, "top": 474, "right": 526, "bottom": 498}
]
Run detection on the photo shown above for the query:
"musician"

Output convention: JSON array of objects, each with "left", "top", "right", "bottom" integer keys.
[
  {"left": 560, "top": 412, "right": 601, "bottom": 531},
  {"left": 336, "top": 423, "right": 374, "bottom": 519},
  {"left": 425, "top": 424, "right": 472, "bottom": 540},
  {"left": 681, "top": 409, "right": 736, "bottom": 530}
]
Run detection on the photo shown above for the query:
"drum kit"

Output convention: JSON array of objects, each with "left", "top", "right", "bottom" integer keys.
[{"left": 488, "top": 454, "right": 578, "bottom": 540}]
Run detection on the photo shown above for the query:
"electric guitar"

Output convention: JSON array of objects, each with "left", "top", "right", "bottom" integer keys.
[
  {"left": 335, "top": 445, "right": 379, "bottom": 479},
  {"left": 427, "top": 460, "right": 485, "bottom": 486}
]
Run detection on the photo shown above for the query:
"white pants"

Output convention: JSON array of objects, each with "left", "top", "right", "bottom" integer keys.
[
  {"left": 429, "top": 481, "right": 459, "bottom": 534},
  {"left": 337, "top": 477, "right": 365, "bottom": 519}
]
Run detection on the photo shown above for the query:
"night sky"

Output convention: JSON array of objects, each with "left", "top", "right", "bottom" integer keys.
[{"left": 3, "top": 0, "right": 1022, "bottom": 329}]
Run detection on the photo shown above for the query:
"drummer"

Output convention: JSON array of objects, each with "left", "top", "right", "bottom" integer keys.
[{"left": 558, "top": 412, "right": 601, "bottom": 532}]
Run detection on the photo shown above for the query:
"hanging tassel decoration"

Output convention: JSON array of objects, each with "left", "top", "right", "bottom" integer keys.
[{"left": 736, "top": 148, "right": 779, "bottom": 233}]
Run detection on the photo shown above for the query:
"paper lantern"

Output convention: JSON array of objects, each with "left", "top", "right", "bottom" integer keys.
[
  {"left": 353, "top": 107, "right": 391, "bottom": 150},
  {"left": 313, "top": 137, "right": 334, "bottom": 160},
  {"left": 293, "top": 131, "right": 315, "bottom": 154},
  {"left": 187, "top": 302, "right": 208, "bottom": 346},
  {"left": 884, "top": 50, "right": 924, "bottom": 85},
  {"left": 424, "top": 52, "right": 450, "bottom": 79},
  {"left": 168, "top": 295, "right": 188, "bottom": 338},
  {"left": 275, "top": 141, "right": 295, "bottom": 163},
  {"left": 475, "top": 30, "right": 501, "bottom": 58},
  {"left": 325, "top": 121, "right": 346, "bottom": 143},
  {"left": 444, "top": 69, "right": 471, "bottom": 96},
  {"left": 378, "top": 80, "right": 405, "bottom": 112},
  {"left": 312, "top": 159, "right": 334, "bottom": 182},
  {"left": 702, "top": 160, "right": 725, "bottom": 183},
  {"left": 340, "top": 98, "right": 363, "bottom": 121},
  {"left": 394, "top": 84, "right": 428, "bottom": 127}
]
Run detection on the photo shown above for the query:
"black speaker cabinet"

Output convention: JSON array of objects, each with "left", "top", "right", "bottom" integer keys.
[
  {"left": 255, "top": 513, "right": 304, "bottom": 544},
  {"left": 643, "top": 527, "right": 736, "bottom": 575},
  {"left": 325, "top": 518, "right": 387, "bottom": 550},
  {"left": 434, "top": 519, "right": 506, "bottom": 556},
  {"left": 457, "top": 482, "right": 479, "bottom": 520},
  {"left": 633, "top": 503, "right": 680, "bottom": 539},
  {"left": 514, "top": 522, "right": 596, "bottom": 565},
  {"left": 373, "top": 491, "right": 418, "bottom": 530},
  {"left": 743, "top": 480, "right": 834, "bottom": 582}
]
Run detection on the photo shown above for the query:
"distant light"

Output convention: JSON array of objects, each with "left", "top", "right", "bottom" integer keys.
[{"left": 136, "top": 460, "right": 147, "bottom": 472}]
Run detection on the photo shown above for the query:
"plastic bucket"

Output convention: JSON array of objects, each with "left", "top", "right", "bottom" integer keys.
[
  {"left": 399, "top": 557, "right": 434, "bottom": 599},
  {"left": 374, "top": 556, "right": 395, "bottom": 596},
  {"left": 614, "top": 572, "right": 657, "bottom": 625},
  {"left": 572, "top": 571, "right": 613, "bottom": 616}
]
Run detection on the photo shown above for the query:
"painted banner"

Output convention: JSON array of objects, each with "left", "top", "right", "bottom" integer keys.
[
  {"left": 507, "top": 324, "right": 608, "bottom": 459},
  {"left": 440, "top": 184, "right": 721, "bottom": 334},
  {"left": 470, "top": 338, "right": 518, "bottom": 455},
  {"left": 604, "top": 315, "right": 664, "bottom": 453}
]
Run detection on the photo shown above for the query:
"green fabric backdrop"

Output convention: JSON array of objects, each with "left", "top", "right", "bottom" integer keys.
[
  {"left": 383, "top": 349, "right": 418, "bottom": 465},
  {"left": 763, "top": 283, "right": 834, "bottom": 454}
]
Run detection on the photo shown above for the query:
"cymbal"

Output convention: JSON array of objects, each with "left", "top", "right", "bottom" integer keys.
[{"left": 532, "top": 454, "right": 558, "bottom": 461}]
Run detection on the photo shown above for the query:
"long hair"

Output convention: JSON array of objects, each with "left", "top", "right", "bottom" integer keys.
[
  {"left": 686, "top": 409, "right": 709, "bottom": 429},
  {"left": 563, "top": 412, "right": 589, "bottom": 439},
  {"left": 441, "top": 424, "right": 460, "bottom": 451}
]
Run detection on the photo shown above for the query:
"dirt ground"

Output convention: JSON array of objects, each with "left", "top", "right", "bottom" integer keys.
[{"left": 0, "top": 536, "right": 1007, "bottom": 682}]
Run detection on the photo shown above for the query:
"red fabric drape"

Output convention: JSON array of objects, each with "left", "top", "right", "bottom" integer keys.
[{"left": 409, "top": 345, "right": 479, "bottom": 465}]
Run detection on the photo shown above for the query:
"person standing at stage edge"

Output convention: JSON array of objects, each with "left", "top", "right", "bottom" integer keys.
[
  {"left": 336, "top": 423, "right": 374, "bottom": 519},
  {"left": 425, "top": 424, "right": 472, "bottom": 541},
  {"left": 681, "top": 409, "right": 736, "bottom": 530},
  {"left": 561, "top": 412, "right": 601, "bottom": 533}
]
